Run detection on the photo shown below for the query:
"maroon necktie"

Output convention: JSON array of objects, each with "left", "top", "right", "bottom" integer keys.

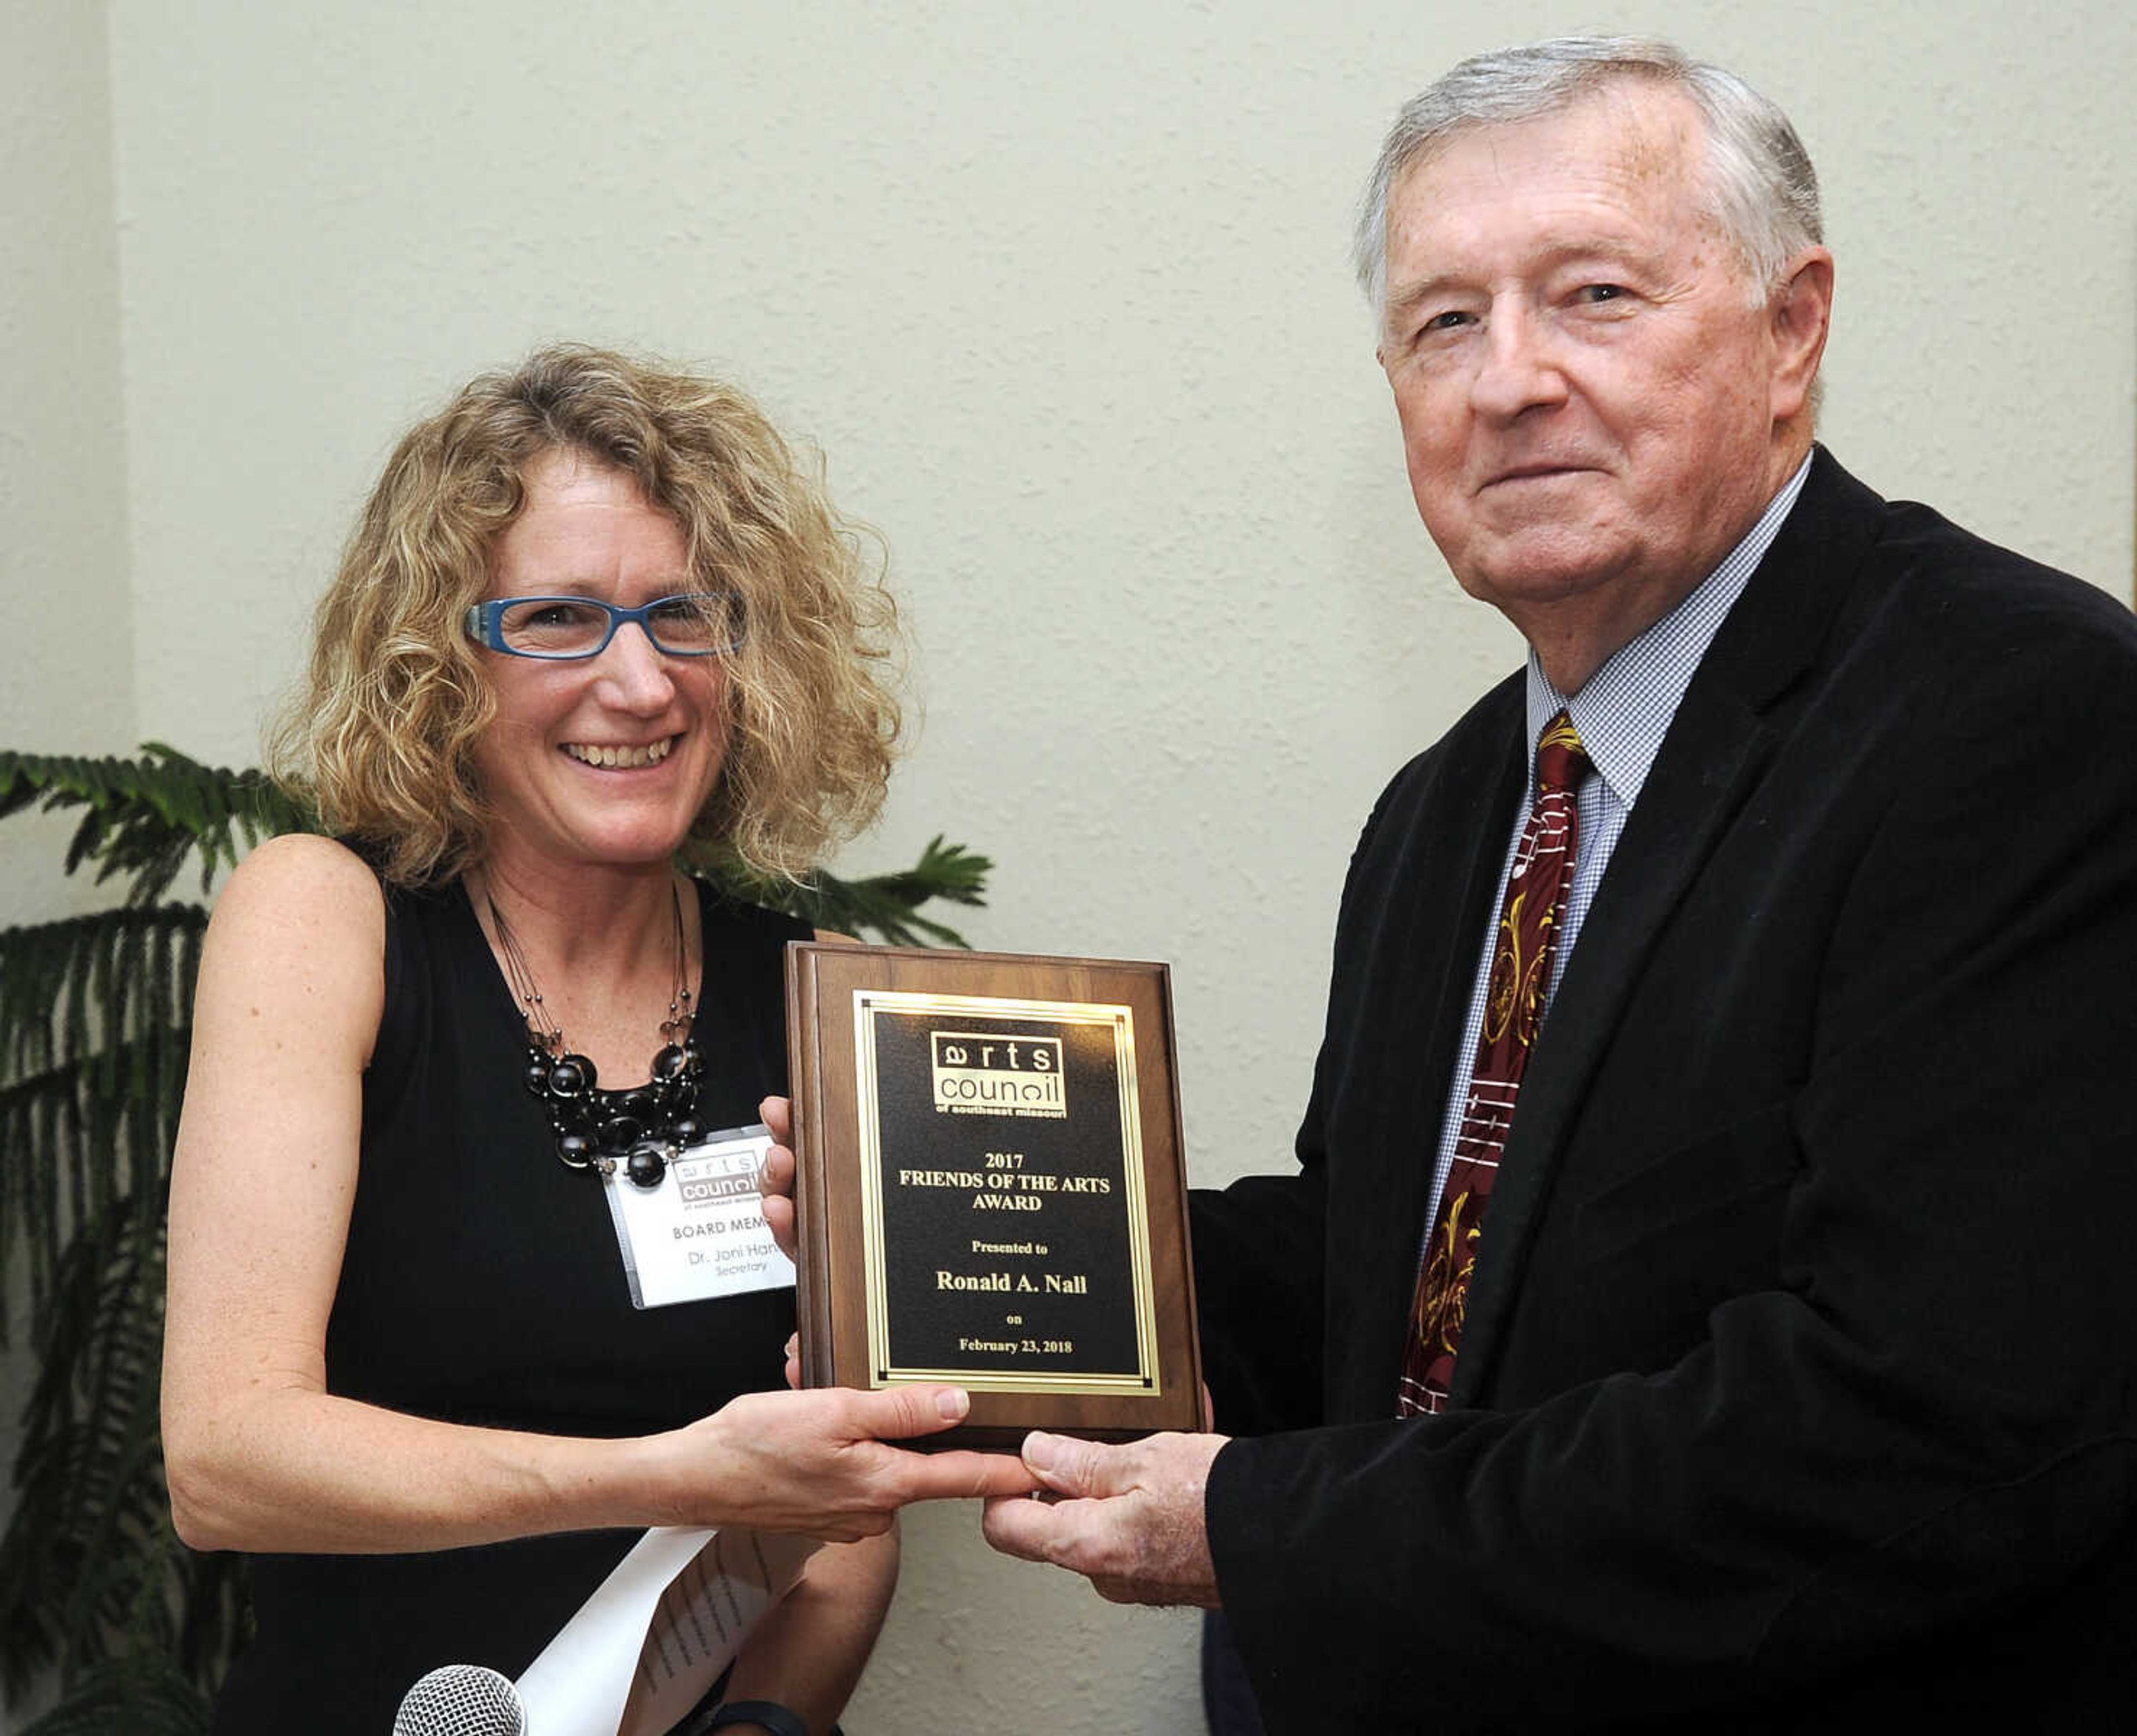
[{"left": 1397, "top": 711, "right": 1590, "bottom": 1417}]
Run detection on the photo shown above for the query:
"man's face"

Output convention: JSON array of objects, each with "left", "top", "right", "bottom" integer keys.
[{"left": 1377, "top": 87, "right": 1808, "bottom": 666}]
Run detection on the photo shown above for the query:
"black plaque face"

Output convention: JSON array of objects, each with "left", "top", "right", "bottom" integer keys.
[{"left": 854, "top": 993, "right": 1159, "bottom": 1394}]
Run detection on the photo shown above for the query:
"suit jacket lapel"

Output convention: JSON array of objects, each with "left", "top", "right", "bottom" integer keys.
[{"left": 1447, "top": 450, "right": 1887, "bottom": 1407}]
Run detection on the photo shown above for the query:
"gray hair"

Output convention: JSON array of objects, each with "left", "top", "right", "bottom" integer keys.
[{"left": 1353, "top": 37, "right": 1822, "bottom": 320}]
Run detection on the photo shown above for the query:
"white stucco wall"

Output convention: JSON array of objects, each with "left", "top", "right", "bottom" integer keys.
[
  {"left": 0, "top": 0, "right": 134, "bottom": 913},
  {"left": 3, "top": 2, "right": 2133, "bottom": 1730},
  {"left": 0, "top": 6, "right": 132, "bottom": 1730}
]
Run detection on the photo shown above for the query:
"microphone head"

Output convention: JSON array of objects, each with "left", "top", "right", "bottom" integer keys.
[{"left": 392, "top": 1663, "right": 526, "bottom": 1736}]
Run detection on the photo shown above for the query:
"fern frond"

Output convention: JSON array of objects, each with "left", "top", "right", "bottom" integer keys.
[
  {"left": 0, "top": 1201, "right": 175, "bottom": 1700},
  {"left": 701, "top": 836, "right": 993, "bottom": 948},
  {"left": 16, "top": 1650, "right": 209, "bottom": 1736},
  {"left": 168, "top": 1549, "right": 250, "bottom": 1702},
  {"left": 0, "top": 908, "right": 201, "bottom": 1340},
  {"left": 0, "top": 747, "right": 316, "bottom": 907}
]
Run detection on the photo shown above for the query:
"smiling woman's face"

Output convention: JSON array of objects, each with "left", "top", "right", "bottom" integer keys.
[{"left": 469, "top": 447, "right": 728, "bottom": 877}]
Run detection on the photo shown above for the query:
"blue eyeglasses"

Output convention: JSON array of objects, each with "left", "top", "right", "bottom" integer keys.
[{"left": 464, "top": 593, "right": 742, "bottom": 660}]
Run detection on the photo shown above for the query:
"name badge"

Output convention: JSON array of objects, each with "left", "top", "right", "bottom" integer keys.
[{"left": 604, "top": 1125, "right": 796, "bottom": 1310}]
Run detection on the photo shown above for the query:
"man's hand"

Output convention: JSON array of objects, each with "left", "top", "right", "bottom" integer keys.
[{"left": 980, "top": 1429, "right": 1228, "bottom": 1607}]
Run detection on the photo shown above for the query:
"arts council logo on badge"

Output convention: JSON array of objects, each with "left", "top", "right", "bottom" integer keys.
[
  {"left": 604, "top": 1126, "right": 796, "bottom": 1310},
  {"left": 930, "top": 1031, "right": 1066, "bottom": 1118}
]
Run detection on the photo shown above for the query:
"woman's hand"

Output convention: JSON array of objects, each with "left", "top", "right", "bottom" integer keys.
[
  {"left": 654, "top": 1385, "right": 1036, "bottom": 1541},
  {"left": 756, "top": 1095, "right": 800, "bottom": 1262}
]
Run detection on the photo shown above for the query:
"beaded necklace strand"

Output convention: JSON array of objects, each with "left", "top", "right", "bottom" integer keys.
[{"left": 485, "top": 879, "right": 705, "bottom": 1188}]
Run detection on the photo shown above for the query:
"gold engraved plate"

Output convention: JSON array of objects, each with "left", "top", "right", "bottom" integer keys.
[{"left": 851, "top": 991, "right": 1161, "bottom": 1397}]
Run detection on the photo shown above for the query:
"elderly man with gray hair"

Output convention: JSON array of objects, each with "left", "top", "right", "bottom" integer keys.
[{"left": 981, "top": 36, "right": 2137, "bottom": 1730}]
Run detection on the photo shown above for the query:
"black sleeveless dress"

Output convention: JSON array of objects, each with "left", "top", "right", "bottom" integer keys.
[{"left": 210, "top": 879, "right": 809, "bottom": 1734}]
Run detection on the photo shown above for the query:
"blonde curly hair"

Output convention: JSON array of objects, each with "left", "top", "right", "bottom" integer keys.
[{"left": 270, "top": 344, "right": 903, "bottom": 886}]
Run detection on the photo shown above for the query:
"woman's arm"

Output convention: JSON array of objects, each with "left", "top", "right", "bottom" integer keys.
[
  {"left": 161, "top": 837, "right": 1029, "bottom": 1557},
  {"left": 717, "top": 1527, "right": 899, "bottom": 1734}
]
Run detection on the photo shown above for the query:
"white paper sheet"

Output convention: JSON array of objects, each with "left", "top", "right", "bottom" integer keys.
[{"left": 516, "top": 1525, "right": 820, "bottom": 1736}]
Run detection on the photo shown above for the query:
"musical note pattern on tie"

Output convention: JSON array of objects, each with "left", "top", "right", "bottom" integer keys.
[{"left": 1398, "top": 711, "right": 1589, "bottom": 1418}]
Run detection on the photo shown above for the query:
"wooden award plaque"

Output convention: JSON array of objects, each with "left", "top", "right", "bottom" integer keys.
[{"left": 785, "top": 942, "right": 1203, "bottom": 1449}]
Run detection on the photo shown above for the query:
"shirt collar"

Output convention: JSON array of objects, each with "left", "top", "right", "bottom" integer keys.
[{"left": 1524, "top": 452, "right": 1814, "bottom": 806}]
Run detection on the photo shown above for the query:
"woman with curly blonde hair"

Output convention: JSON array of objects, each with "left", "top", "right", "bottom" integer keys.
[{"left": 163, "top": 346, "right": 1028, "bottom": 1736}]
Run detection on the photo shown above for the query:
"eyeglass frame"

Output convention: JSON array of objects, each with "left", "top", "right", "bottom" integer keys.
[{"left": 462, "top": 593, "right": 742, "bottom": 661}]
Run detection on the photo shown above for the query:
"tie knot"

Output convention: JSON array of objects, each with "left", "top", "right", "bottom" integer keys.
[{"left": 1534, "top": 711, "right": 1589, "bottom": 794}]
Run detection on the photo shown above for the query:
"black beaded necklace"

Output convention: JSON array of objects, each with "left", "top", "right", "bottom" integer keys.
[{"left": 485, "top": 880, "right": 705, "bottom": 1189}]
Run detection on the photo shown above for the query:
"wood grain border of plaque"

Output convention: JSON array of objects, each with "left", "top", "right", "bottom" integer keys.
[{"left": 785, "top": 941, "right": 1203, "bottom": 1450}]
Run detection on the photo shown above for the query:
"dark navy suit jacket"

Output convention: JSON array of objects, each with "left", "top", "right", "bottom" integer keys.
[{"left": 1193, "top": 450, "right": 2137, "bottom": 1732}]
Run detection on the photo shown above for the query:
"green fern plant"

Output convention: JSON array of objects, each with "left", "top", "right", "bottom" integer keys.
[{"left": 0, "top": 744, "right": 989, "bottom": 1732}]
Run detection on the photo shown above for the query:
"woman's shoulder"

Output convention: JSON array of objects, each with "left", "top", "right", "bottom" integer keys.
[
  {"left": 214, "top": 834, "right": 385, "bottom": 934},
  {"left": 194, "top": 837, "right": 390, "bottom": 1061}
]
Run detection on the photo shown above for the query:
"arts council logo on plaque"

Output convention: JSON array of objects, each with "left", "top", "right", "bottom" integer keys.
[{"left": 929, "top": 1032, "right": 1066, "bottom": 1118}]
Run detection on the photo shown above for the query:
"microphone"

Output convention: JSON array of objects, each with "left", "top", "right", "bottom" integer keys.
[{"left": 392, "top": 1664, "right": 526, "bottom": 1735}]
